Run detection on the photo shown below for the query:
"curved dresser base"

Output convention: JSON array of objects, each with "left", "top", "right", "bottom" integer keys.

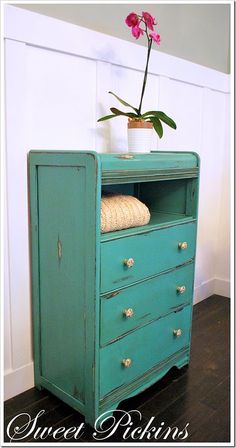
[{"left": 95, "top": 347, "right": 190, "bottom": 426}]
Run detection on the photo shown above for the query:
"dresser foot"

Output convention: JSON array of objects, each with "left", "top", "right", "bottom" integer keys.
[
  {"left": 99, "top": 404, "right": 120, "bottom": 420},
  {"left": 88, "top": 404, "right": 121, "bottom": 429},
  {"left": 176, "top": 358, "right": 189, "bottom": 370}
]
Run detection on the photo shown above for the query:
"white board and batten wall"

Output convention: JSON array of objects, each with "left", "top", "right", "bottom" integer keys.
[{"left": 4, "top": 5, "right": 230, "bottom": 400}]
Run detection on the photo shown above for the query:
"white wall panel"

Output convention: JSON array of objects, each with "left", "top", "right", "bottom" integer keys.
[
  {"left": 158, "top": 79, "right": 203, "bottom": 151},
  {"left": 214, "top": 93, "right": 230, "bottom": 293},
  {"left": 4, "top": 5, "right": 231, "bottom": 399},
  {"left": 25, "top": 46, "right": 97, "bottom": 150},
  {"left": 197, "top": 89, "right": 229, "bottom": 291}
]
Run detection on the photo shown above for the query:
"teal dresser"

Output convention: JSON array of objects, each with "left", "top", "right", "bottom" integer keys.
[{"left": 29, "top": 150, "right": 200, "bottom": 426}]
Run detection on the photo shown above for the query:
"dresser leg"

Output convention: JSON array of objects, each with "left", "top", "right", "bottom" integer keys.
[
  {"left": 88, "top": 404, "right": 120, "bottom": 429},
  {"left": 175, "top": 353, "right": 190, "bottom": 370}
]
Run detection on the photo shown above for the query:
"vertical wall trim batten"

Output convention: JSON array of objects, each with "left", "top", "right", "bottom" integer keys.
[
  {"left": 4, "top": 185, "right": 13, "bottom": 372},
  {"left": 5, "top": 39, "right": 33, "bottom": 370},
  {"left": 96, "top": 61, "right": 112, "bottom": 153}
]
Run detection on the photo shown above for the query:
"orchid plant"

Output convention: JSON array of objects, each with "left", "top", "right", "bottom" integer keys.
[{"left": 98, "top": 11, "right": 177, "bottom": 138}]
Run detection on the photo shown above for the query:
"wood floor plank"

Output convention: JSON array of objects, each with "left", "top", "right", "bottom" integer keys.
[
  {"left": 139, "top": 366, "right": 223, "bottom": 421},
  {"left": 4, "top": 387, "right": 49, "bottom": 419},
  {"left": 187, "top": 406, "right": 230, "bottom": 442},
  {"left": 200, "top": 375, "right": 230, "bottom": 411},
  {"left": 27, "top": 405, "right": 78, "bottom": 443},
  {"left": 127, "top": 399, "right": 215, "bottom": 443},
  {"left": 4, "top": 394, "right": 63, "bottom": 443}
]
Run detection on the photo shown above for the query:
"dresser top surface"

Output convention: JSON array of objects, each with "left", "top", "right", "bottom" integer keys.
[
  {"left": 98, "top": 151, "right": 199, "bottom": 171},
  {"left": 29, "top": 150, "right": 199, "bottom": 172}
]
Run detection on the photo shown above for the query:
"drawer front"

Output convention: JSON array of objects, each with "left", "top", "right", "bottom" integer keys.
[
  {"left": 100, "top": 305, "right": 192, "bottom": 398},
  {"left": 101, "top": 262, "right": 194, "bottom": 345},
  {"left": 101, "top": 222, "right": 196, "bottom": 293}
]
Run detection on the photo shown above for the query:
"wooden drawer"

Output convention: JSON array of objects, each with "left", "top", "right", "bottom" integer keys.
[
  {"left": 100, "top": 305, "right": 192, "bottom": 398},
  {"left": 100, "top": 262, "right": 194, "bottom": 345},
  {"left": 101, "top": 222, "right": 196, "bottom": 293}
]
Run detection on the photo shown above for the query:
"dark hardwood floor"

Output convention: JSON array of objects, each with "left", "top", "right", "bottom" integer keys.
[{"left": 4, "top": 295, "right": 230, "bottom": 444}]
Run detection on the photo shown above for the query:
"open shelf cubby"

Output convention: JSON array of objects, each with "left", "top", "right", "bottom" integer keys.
[{"left": 101, "top": 177, "right": 198, "bottom": 241}]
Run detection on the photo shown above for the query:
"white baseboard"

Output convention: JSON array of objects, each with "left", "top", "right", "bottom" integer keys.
[
  {"left": 194, "top": 278, "right": 215, "bottom": 304},
  {"left": 214, "top": 277, "right": 230, "bottom": 298},
  {"left": 194, "top": 277, "right": 230, "bottom": 305},
  {"left": 4, "top": 362, "right": 34, "bottom": 400}
]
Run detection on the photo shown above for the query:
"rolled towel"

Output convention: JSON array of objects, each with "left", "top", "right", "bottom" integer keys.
[{"left": 101, "top": 194, "right": 151, "bottom": 233}]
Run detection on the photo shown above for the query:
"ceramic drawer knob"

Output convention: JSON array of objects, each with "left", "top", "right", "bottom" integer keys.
[
  {"left": 123, "top": 308, "right": 134, "bottom": 318},
  {"left": 176, "top": 285, "right": 186, "bottom": 294},
  {"left": 173, "top": 329, "right": 182, "bottom": 337},
  {"left": 178, "top": 241, "right": 188, "bottom": 250},
  {"left": 122, "top": 358, "right": 132, "bottom": 368},
  {"left": 124, "top": 258, "right": 135, "bottom": 268}
]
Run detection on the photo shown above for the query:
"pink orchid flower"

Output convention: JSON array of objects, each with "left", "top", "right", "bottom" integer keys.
[
  {"left": 125, "top": 12, "right": 139, "bottom": 28},
  {"left": 142, "top": 11, "right": 156, "bottom": 31},
  {"left": 132, "top": 25, "right": 144, "bottom": 39},
  {"left": 149, "top": 32, "right": 161, "bottom": 45},
  {"left": 98, "top": 11, "right": 177, "bottom": 138}
]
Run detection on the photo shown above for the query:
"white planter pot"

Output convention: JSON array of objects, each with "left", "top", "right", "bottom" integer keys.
[{"left": 127, "top": 121, "right": 153, "bottom": 153}]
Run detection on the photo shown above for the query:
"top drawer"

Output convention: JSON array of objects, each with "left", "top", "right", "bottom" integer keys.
[{"left": 101, "top": 222, "right": 196, "bottom": 292}]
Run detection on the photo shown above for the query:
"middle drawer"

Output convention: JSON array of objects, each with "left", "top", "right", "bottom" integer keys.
[{"left": 101, "top": 262, "right": 194, "bottom": 345}]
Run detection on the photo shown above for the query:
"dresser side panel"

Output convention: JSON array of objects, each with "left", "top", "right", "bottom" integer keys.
[{"left": 37, "top": 165, "right": 86, "bottom": 401}]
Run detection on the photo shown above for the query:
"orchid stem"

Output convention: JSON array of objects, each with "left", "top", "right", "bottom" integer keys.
[{"left": 138, "top": 36, "right": 152, "bottom": 116}]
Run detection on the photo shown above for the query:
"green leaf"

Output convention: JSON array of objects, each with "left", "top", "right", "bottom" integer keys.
[
  {"left": 97, "top": 114, "right": 117, "bottom": 122},
  {"left": 141, "top": 110, "right": 177, "bottom": 130},
  {"left": 141, "top": 111, "right": 160, "bottom": 118},
  {"left": 156, "top": 111, "right": 177, "bottom": 129},
  {"left": 150, "top": 117, "right": 163, "bottom": 138},
  {"left": 110, "top": 108, "right": 137, "bottom": 118},
  {"left": 109, "top": 91, "right": 139, "bottom": 114}
]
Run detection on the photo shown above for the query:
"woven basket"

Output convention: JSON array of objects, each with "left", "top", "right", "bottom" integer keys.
[{"left": 101, "top": 194, "right": 150, "bottom": 233}]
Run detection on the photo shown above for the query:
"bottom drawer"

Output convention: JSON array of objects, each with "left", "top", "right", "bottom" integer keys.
[{"left": 100, "top": 305, "right": 192, "bottom": 398}]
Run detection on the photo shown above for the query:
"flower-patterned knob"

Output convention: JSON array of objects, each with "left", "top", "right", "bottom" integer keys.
[
  {"left": 122, "top": 358, "right": 132, "bottom": 368},
  {"left": 173, "top": 329, "right": 182, "bottom": 337},
  {"left": 178, "top": 241, "right": 188, "bottom": 250},
  {"left": 124, "top": 258, "right": 135, "bottom": 268},
  {"left": 176, "top": 285, "right": 186, "bottom": 294},
  {"left": 123, "top": 308, "right": 134, "bottom": 318}
]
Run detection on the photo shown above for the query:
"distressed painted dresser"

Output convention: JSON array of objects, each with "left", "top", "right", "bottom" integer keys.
[{"left": 29, "top": 150, "right": 200, "bottom": 426}]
